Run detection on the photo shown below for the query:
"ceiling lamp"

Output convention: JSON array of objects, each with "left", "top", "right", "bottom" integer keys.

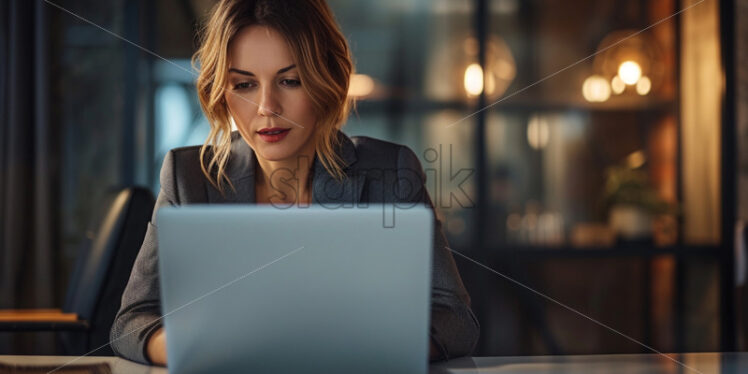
[{"left": 586, "top": 29, "right": 663, "bottom": 100}]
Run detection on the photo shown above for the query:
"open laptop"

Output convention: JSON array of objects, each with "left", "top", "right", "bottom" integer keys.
[{"left": 156, "top": 204, "right": 433, "bottom": 374}]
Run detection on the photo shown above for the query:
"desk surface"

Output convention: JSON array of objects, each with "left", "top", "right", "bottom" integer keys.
[{"left": 1, "top": 352, "right": 746, "bottom": 373}]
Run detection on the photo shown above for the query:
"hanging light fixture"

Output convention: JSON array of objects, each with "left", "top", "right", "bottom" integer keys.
[
  {"left": 461, "top": 35, "right": 516, "bottom": 100},
  {"left": 424, "top": 31, "right": 515, "bottom": 102},
  {"left": 583, "top": 29, "right": 663, "bottom": 101}
]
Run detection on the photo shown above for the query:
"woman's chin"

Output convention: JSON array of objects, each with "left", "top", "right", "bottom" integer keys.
[
  {"left": 253, "top": 137, "right": 316, "bottom": 163},
  {"left": 255, "top": 147, "right": 301, "bottom": 163}
]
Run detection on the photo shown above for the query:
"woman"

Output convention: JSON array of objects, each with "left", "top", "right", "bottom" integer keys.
[{"left": 111, "top": 0, "right": 479, "bottom": 365}]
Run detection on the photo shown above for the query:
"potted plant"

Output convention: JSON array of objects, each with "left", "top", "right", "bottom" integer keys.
[{"left": 603, "top": 165, "right": 675, "bottom": 242}]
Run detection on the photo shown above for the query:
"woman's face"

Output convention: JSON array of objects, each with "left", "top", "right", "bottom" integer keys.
[{"left": 225, "top": 25, "right": 317, "bottom": 163}]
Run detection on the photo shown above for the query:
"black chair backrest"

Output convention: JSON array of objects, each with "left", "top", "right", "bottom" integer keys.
[{"left": 62, "top": 186, "right": 155, "bottom": 355}]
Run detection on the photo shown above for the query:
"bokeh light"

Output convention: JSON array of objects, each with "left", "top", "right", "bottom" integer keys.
[
  {"left": 582, "top": 75, "right": 611, "bottom": 102},
  {"left": 618, "top": 60, "right": 642, "bottom": 85}
]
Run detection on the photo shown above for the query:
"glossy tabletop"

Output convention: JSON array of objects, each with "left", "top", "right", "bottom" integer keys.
[
  {"left": 430, "top": 352, "right": 747, "bottom": 374},
  {"left": 1, "top": 352, "right": 745, "bottom": 373}
]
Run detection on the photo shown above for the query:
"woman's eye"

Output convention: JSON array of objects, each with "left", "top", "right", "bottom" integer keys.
[
  {"left": 281, "top": 79, "right": 301, "bottom": 87},
  {"left": 233, "top": 82, "right": 254, "bottom": 90}
]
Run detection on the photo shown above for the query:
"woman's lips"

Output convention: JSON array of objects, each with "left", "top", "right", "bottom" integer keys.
[{"left": 257, "top": 128, "right": 290, "bottom": 143}]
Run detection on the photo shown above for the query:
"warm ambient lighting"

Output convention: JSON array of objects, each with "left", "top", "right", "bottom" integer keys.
[
  {"left": 527, "top": 115, "right": 550, "bottom": 150},
  {"left": 611, "top": 76, "right": 625, "bottom": 94},
  {"left": 618, "top": 61, "right": 642, "bottom": 85},
  {"left": 348, "top": 74, "right": 375, "bottom": 97},
  {"left": 435, "top": 36, "right": 514, "bottom": 101},
  {"left": 626, "top": 150, "right": 646, "bottom": 169},
  {"left": 464, "top": 63, "right": 484, "bottom": 97},
  {"left": 636, "top": 76, "right": 652, "bottom": 95},
  {"left": 582, "top": 75, "right": 611, "bottom": 103}
]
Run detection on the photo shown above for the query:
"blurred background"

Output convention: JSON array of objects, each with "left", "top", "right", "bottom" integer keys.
[{"left": 2, "top": 0, "right": 748, "bottom": 358}]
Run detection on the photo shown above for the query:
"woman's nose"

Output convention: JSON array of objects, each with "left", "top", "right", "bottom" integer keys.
[{"left": 257, "top": 87, "right": 281, "bottom": 117}]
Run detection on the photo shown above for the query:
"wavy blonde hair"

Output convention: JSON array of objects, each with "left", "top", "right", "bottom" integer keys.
[{"left": 193, "top": 0, "right": 354, "bottom": 193}]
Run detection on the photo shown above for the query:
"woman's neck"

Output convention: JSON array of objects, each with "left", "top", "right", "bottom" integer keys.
[{"left": 255, "top": 151, "right": 315, "bottom": 205}]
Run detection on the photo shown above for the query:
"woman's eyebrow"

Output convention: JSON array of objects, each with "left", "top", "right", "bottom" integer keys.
[{"left": 228, "top": 64, "right": 297, "bottom": 76}]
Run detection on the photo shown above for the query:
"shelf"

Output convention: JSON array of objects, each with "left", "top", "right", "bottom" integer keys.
[
  {"left": 352, "top": 97, "right": 676, "bottom": 116},
  {"left": 473, "top": 244, "right": 720, "bottom": 259}
]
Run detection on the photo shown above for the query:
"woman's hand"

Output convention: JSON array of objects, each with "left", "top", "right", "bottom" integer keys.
[{"left": 146, "top": 327, "right": 168, "bottom": 366}]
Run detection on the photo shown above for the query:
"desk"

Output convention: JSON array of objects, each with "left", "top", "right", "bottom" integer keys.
[
  {"left": 430, "top": 353, "right": 748, "bottom": 374},
  {"left": 1, "top": 352, "right": 746, "bottom": 373}
]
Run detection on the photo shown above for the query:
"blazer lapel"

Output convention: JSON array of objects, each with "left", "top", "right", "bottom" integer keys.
[
  {"left": 206, "top": 133, "right": 256, "bottom": 204},
  {"left": 312, "top": 131, "right": 365, "bottom": 207}
]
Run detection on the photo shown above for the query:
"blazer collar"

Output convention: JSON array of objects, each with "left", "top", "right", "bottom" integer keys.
[{"left": 207, "top": 130, "right": 364, "bottom": 206}]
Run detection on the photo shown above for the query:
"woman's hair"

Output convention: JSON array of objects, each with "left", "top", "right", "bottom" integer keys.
[{"left": 193, "top": 0, "right": 354, "bottom": 192}]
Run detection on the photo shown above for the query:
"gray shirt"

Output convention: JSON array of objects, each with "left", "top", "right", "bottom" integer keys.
[{"left": 110, "top": 131, "right": 480, "bottom": 364}]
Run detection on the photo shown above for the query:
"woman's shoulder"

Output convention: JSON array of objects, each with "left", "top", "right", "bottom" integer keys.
[
  {"left": 346, "top": 135, "right": 427, "bottom": 201},
  {"left": 347, "top": 134, "right": 421, "bottom": 170},
  {"left": 348, "top": 134, "right": 405, "bottom": 154},
  {"left": 157, "top": 133, "right": 249, "bottom": 203},
  {"left": 158, "top": 144, "right": 207, "bottom": 201},
  {"left": 160, "top": 144, "right": 204, "bottom": 179}
]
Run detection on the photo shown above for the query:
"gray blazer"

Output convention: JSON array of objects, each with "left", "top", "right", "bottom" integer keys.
[{"left": 110, "top": 131, "right": 480, "bottom": 364}]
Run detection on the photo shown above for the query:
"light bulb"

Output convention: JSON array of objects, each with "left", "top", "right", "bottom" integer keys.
[
  {"left": 618, "top": 61, "right": 642, "bottom": 85},
  {"left": 464, "top": 63, "right": 484, "bottom": 97},
  {"left": 636, "top": 76, "right": 651, "bottom": 95},
  {"left": 582, "top": 75, "right": 611, "bottom": 102},
  {"left": 611, "top": 76, "right": 625, "bottom": 94}
]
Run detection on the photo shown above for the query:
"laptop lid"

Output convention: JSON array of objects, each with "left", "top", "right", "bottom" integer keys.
[{"left": 157, "top": 204, "right": 433, "bottom": 374}]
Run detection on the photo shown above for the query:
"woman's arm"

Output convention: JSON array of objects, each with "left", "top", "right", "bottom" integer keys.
[
  {"left": 397, "top": 146, "right": 481, "bottom": 361},
  {"left": 110, "top": 151, "right": 180, "bottom": 364}
]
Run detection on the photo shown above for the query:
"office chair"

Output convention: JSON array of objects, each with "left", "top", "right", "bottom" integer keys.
[
  {"left": 737, "top": 220, "right": 748, "bottom": 350},
  {"left": 0, "top": 187, "right": 155, "bottom": 356}
]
